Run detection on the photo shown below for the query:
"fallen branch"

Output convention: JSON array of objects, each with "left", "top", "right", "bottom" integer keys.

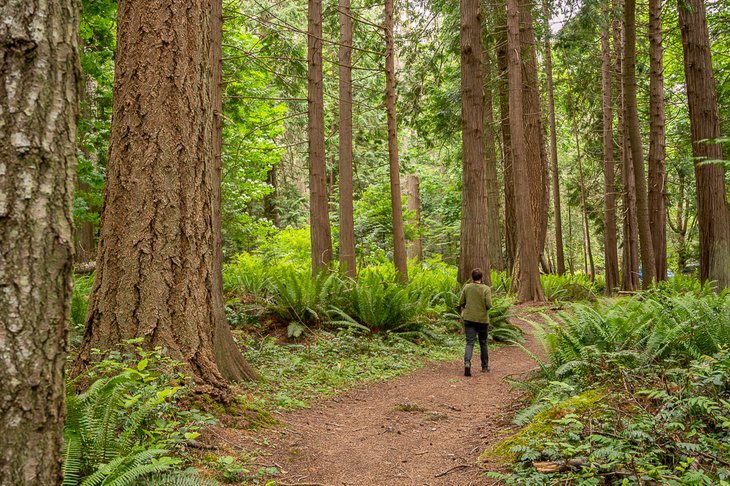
[{"left": 434, "top": 464, "right": 470, "bottom": 478}]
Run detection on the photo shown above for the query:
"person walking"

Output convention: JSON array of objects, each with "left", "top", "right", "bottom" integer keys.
[{"left": 458, "top": 268, "right": 492, "bottom": 376}]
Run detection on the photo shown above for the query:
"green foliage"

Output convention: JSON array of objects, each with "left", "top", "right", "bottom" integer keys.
[
  {"left": 540, "top": 273, "right": 599, "bottom": 304},
  {"left": 270, "top": 267, "right": 346, "bottom": 328},
  {"left": 63, "top": 344, "right": 217, "bottom": 485},
  {"left": 70, "top": 274, "right": 95, "bottom": 348}
]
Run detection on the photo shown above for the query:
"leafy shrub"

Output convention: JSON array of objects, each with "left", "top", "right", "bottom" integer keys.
[
  {"left": 64, "top": 343, "right": 217, "bottom": 486},
  {"left": 222, "top": 253, "right": 272, "bottom": 299},
  {"left": 70, "top": 274, "right": 95, "bottom": 350},
  {"left": 540, "top": 273, "right": 597, "bottom": 303}
]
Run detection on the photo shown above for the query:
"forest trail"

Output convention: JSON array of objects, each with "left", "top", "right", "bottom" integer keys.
[{"left": 214, "top": 310, "right": 547, "bottom": 485}]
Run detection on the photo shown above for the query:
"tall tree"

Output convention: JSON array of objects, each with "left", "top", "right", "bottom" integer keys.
[
  {"left": 572, "top": 116, "right": 595, "bottom": 280},
  {"left": 458, "top": 0, "right": 489, "bottom": 283},
  {"left": 601, "top": 2, "right": 620, "bottom": 293},
  {"left": 406, "top": 174, "right": 424, "bottom": 261},
  {"left": 506, "top": 0, "right": 545, "bottom": 301},
  {"left": 385, "top": 0, "right": 409, "bottom": 283},
  {"left": 338, "top": 0, "right": 357, "bottom": 278},
  {"left": 77, "top": 0, "right": 241, "bottom": 392},
  {"left": 648, "top": 0, "right": 667, "bottom": 280},
  {"left": 309, "top": 0, "right": 333, "bottom": 273},
  {"left": 624, "top": 0, "right": 656, "bottom": 287},
  {"left": 0, "top": 1, "right": 79, "bottom": 483},
  {"left": 541, "top": 0, "right": 565, "bottom": 275},
  {"left": 211, "top": 0, "right": 258, "bottom": 381},
  {"left": 678, "top": 0, "right": 730, "bottom": 289}
]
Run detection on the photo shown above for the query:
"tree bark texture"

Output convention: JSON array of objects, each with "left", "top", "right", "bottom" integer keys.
[
  {"left": 458, "top": 0, "right": 489, "bottom": 284},
  {"left": 648, "top": 0, "right": 667, "bottom": 280},
  {"left": 624, "top": 0, "right": 656, "bottom": 288},
  {"left": 483, "top": 45, "right": 505, "bottom": 272},
  {"left": 385, "top": 0, "right": 409, "bottom": 283},
  {"left": 0, "top": 1, "right": 79, "bottom": 483},
  {"left": 338, "top": 0, "right": 357, "bottom": 278},
  {"left": 211, "top": 0, "right": 257, "bottom": 382},
  {"left": 601, "top": 3, "right": 620, "bottom": 293},
  {"left": 678, "top": 0, "right": 730, "bottom": 289},
  {"left": 77, "top": 0, "right": 232, "bottom": 393},
  {"left": 406, "top": 174, "right": 423, "bottom": 261},
  {"left": 308, "top": 0, "right": 333, "bottom": 273},
  {"left": 541, "top": 0, "right": 565, "bottom": 276},
  {"left": 506, "top": 0, "right": 545, "bottom": 302},
  {"left": 518, "top": 0, "right": 549, "bottom": 261}
]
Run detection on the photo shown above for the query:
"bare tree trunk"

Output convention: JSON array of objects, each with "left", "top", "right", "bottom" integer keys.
[
  {"left": 648, "top": 0, "right": 667, "bottom": 280},
  {"left": 338, "top": 0, "right": 356, "bottom": 278},
  {"left": 624, "top": 0, "right": 656, "bottom": 288},
  {"left": 309, "top": 0, "right": 333, "bottom": 273},
  {"left": 678, "top": 0, "right": 730, "bottom": 289},
  {"left": 602, "top": 2, "right": 620, "bottom": 293},
  {"left": 541, "top": 0, "right": 565, "bottom": 276},
  {"left": 458, "top": 0, "right": 489, "bottom": 283},
  {"left": 0, "top": 2, "right": 79, "bottom": 483},
  {"left": 406, "top": 174, "right": 423, "bottom": 261},
  {"left": 573, "top": 121, "right": 595, "bottom": 280},
  {"left": 385, "top": 0, "right": 409, "bottom": 283},
  {"left": 77, "top": 0, "right": 233, "bottom": 394},
  {"left": 211, "top": 0, "right": 258, "bottom": 382},
  {"left": 483, "top": 44, "right": 505, "bottom": 272},
  {"left": 506, "top": 0, "right": 545, "bottom": 301}
]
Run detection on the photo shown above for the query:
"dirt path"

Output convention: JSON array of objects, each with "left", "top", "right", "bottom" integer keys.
[{"left": 212, "top": 313, "right": 545, "bottom": 485}]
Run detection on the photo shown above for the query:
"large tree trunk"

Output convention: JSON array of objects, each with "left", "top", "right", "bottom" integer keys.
[
  {"left": 541, "top": 0, "right": 565, "bottom": 276},
  {"left": 77, "top": 0, "right": 232, "bottom": 393},
  {"left": 506, "top": 0, "right": 545, "bottom": 302},
  {"left": 624, "top": 0, "right": 656, "bottom": 288},
  {"left": 406, "top": 174, "right": 423, "bottom": 261},
  {"left": 458, "top": 0, "right": 489, "bottom": 283},
  {"left": 338, "top": 0, "right": 357, "bottom": 278},
  {"left": 648, "top": 0, "right": 667, "bottom": 281},
  {"left": 678, "top": 0, "right": 730, "bottom": 289},
  {"left": 483, "top": 42, "right": 505, "bottom": 272},
  {"left": 601, "top": 2, "right": 620, "bottom": 293},
  {"left": 385, "top": 0, "right": 409, "bottom": 283},
  {"left": 309, "top": 0, "right": 333, "bottom": 273},
  {"left": 211, "top": 0, "right": 258, "bottom": 382},
  {"left": 0, "top": 2, "right": 79, "bottom": 483}
]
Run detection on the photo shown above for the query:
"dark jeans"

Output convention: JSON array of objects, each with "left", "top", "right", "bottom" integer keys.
[{"left": 464, "top": 320, "right": 489, "bottom": 369}]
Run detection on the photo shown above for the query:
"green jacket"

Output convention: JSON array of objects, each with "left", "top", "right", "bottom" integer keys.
[{"left": 458, "top": 282, "right": 491, "bottom": 324}]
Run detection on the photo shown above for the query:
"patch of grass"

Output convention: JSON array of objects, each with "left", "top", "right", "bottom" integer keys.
[{"left": 397, "top": 402, "right": 427, "bottom": 412}]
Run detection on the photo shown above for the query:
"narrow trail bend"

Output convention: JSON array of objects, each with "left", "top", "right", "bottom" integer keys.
[{"left": 218, "top": 312, "right": 546, "bottom": 486}]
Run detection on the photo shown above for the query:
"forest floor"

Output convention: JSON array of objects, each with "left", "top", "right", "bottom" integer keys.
[{"left": 202, "top": 307, "right": 548, "bottom": 485}]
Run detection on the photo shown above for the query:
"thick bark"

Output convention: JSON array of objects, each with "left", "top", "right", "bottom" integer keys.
[
  {"left": 648, "top": 0, "right": 667, "bottom": 280},
  {"left": 308, "top": 0, "right": 333, "bottom": 273},
  {"left": 77, "top": 0, "right": 231, "bottom": 393},
  {"left": 338, "top": 0, "right": 357, "bottom": 278},
  {"left": 541, "top": 0, "right": 565, "bottom": 276},
  {"left": 385, "top": 0, "right": 409, "bottom": 283},
  {"left": 0, "top": 1, "right": 79, "bottom": 484},
  {"left": 211, "top": 0, "right": 257, "bottom": 382},
  {"left": 624, "top": 0, "right": 656, "bottom": 288},
  {"left": 406, "top": 175, "right": 423, "bottom": 261},
  {"left": 458, "top": 0, "right": 489, "bottom": 283},
  {"left": 678, "top": 0, "right": 730, "bottom": 289},
  {"left": 601, "top": 3, "right": 620, "bottom": 293},
  {"left": 483, "top": 46, "right": 505, "bottom": 272},
  {"left": 506, "top": 0, "right": 545, "bottom": 302}
]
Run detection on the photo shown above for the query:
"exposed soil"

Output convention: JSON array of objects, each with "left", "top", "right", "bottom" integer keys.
[{"left": 206, "top": 309, "right": 548, "bottom": 485}]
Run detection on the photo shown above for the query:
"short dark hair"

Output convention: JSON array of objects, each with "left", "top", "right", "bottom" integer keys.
[{"left": 471, "top": 268, "right": 483, "bottom": 282}]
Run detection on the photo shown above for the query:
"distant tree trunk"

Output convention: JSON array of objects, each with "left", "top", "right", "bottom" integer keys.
[
  {"left": 458, "top": 0, "right": 489, "bottom": 283},
  {"left": 0, "top": 2, "right": 79, "bottom": 483},
  {"left": 77, "top": 0, "right": 237, "bottom": 393},
  {"left": 211, "top": 0, "right": 258, "bottom": 382},
  {"left": 572, "top": 120, "right": 595, "bottom": 280},
  {"left": 309, "top": 0, "right": 333, "bottom": 273},
  {"left": 624, "top": 0, "right": 656, "bottom": 288},
  {"left": 338, "top": 0, "right": 357, "bottom": 278},
  {"left": 648, "top": 0, "right": 667, "bottom": 280},
  {"left": 406, "top": 174, "right": 423, "bottom": 261},
  {"left": 678, "top": 0, "right": 730, "bottom": 289},
  {"left": 385, "top": 0, "right": 409, "bottom": 283},
  {"left": 668, "top": 170, "right": 694, "bottom": 271},
  {"left": 541, "top": 0, "right": 565, "bottom": 276},
  {"left": 483, "top": 42, "right": 504, "bottom": 272},
  {"left": 263, "top": 166, "right": 279, "bottom": 227},
  {"left": 519, "top": 0, "right": 549, "bottom": 263},
  {"left": 601, "top": 2, "right": 620, "bottom": 293},
  {"left": 76, "top": 76, "right": 100, "bottom": 263},
  {"left": 506, "top": 0, "right": 545, "bottom": 301}
]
